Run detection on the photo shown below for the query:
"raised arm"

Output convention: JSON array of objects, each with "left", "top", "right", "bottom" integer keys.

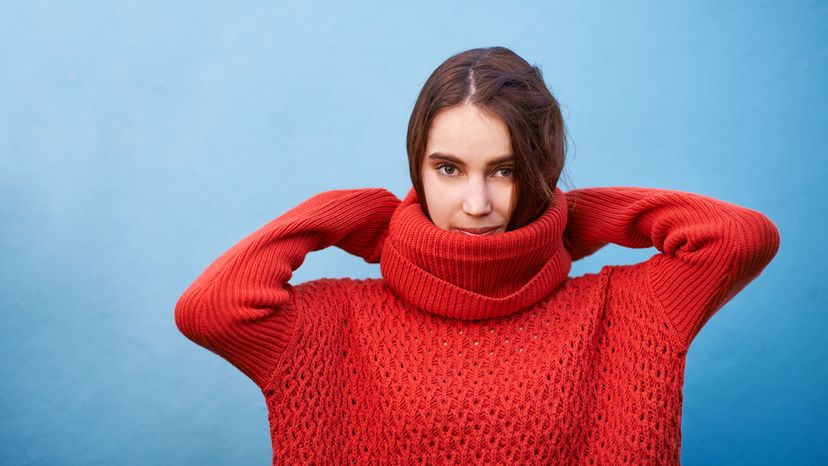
[
  {"left": 174, "top": 188, "right": 401, "bottom": 388},
  {"left": 562, "top": 186, "right": 781, "bottom": 350}
]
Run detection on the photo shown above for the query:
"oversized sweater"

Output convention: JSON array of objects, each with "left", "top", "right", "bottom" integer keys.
[{"left": 174, "top": 184, "right": 780, "bottom": 465}]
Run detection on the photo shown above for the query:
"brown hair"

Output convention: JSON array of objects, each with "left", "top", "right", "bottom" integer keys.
[{"left": 407, "top": 46, "right": 570, "bottom": 231}]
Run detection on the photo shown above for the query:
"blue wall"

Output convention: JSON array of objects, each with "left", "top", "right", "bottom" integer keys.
[{"left": 1, "top": 1, "right": 824, "bottom": 464}]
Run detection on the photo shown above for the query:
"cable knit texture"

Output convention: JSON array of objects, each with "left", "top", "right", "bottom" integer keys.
[{"left": 174, "top": 185, "right": 780, "bottom": 465}]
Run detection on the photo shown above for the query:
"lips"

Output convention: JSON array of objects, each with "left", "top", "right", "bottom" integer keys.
[{"left": 453, "top": 226, "right": 499, "bottom": 235}]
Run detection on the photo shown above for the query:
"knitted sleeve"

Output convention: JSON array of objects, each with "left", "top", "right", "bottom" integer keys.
[
  {"left": 174, "top": 188, "right": 401, "bottom": 388},
  {"left": 561, "top": 186, "right": 781, "bottom": 351}
]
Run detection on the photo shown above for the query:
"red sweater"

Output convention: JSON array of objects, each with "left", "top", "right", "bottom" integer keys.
[{"left": 174, "top": 185, "right": 780, "bottom": 465}]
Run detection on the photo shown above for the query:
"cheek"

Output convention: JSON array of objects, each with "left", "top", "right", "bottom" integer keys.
[
  {"left": 422, "top": 180, "right": 453, "bottom": 228},
  {"left": 494, "top": 184, "right": 515, "bottom": 213}
]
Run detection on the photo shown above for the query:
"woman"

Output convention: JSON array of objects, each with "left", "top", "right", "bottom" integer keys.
[{"left": 175, "top": 46, "right": 780, "bottom": 465}]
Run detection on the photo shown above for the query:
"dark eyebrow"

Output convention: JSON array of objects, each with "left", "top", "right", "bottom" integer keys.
[{"left": 427, "top": 152, "right": 514, "bottom": 167}]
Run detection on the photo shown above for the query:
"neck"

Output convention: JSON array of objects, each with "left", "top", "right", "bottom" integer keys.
[{"left": 380, "top": 186, "right": 572, "bottom": 320}]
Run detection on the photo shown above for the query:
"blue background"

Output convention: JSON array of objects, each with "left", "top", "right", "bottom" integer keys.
[{"left": 1, "top": 1, "right": 825, "bottom": 465}]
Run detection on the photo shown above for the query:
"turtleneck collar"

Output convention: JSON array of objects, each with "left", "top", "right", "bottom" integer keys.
[{"left": 380, "top": 186, "right": 572, "bottom": 321}]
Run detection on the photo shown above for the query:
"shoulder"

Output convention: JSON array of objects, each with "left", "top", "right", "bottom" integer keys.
[
  {"left": 599, "top": 263, "right": 685, "bottom": 354},
  {"left": 293, "top": 277, "right": 357, "bottom": 303},
  {"left": 294, "top": 276, "right": 385, "bottom": 291},
  {"left": 292, "top": 277, "right": 394, "bottom": 327},
  {"left": 549, "top": 267, "right": 616, "bottom": 316},
  {"left": 292, "top": 277, "right": 389, "bottom": 305},
  {"left": 560, "top": 266, "right": 615, "bottom": 299},
  {"left": 566, "top": 264, "right": 681, "bottom": 350},
  {"left": 294, "top": 276, "right": 356, "bottom": 292}
]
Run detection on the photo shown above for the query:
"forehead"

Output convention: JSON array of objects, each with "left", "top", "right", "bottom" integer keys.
[{"left": 426, "top": 104, "right": 511, "bottom": 162}]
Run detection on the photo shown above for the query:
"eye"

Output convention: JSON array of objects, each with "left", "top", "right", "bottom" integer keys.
[
  {"left": 436, "top": 163, "right": 459, "bottom": 177},
  {"left": 434, "top": 163, "right": 513, "bottom": 179},
  {"left": 497, "top": 166, "right": 514, "bottom": 178}
]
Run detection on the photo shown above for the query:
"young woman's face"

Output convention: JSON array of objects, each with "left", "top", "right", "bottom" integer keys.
[{"left": 421, "top": 103, "right": 516, "bottom": 236}]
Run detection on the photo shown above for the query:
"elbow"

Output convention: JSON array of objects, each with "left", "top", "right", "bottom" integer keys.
[
  {"left": 174, "top": 290, "right": 200, "bottom": 341},
  {"left": 747, "top": 211, "right": 780, "bottom": 263},
  {"left": 730, "top": 210, "right": 781, "bottom": 275}
]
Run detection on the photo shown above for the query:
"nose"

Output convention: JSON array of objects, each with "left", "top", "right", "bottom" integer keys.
[{"left": 462, "top": 181, "right": 493, "bottom": 216}]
